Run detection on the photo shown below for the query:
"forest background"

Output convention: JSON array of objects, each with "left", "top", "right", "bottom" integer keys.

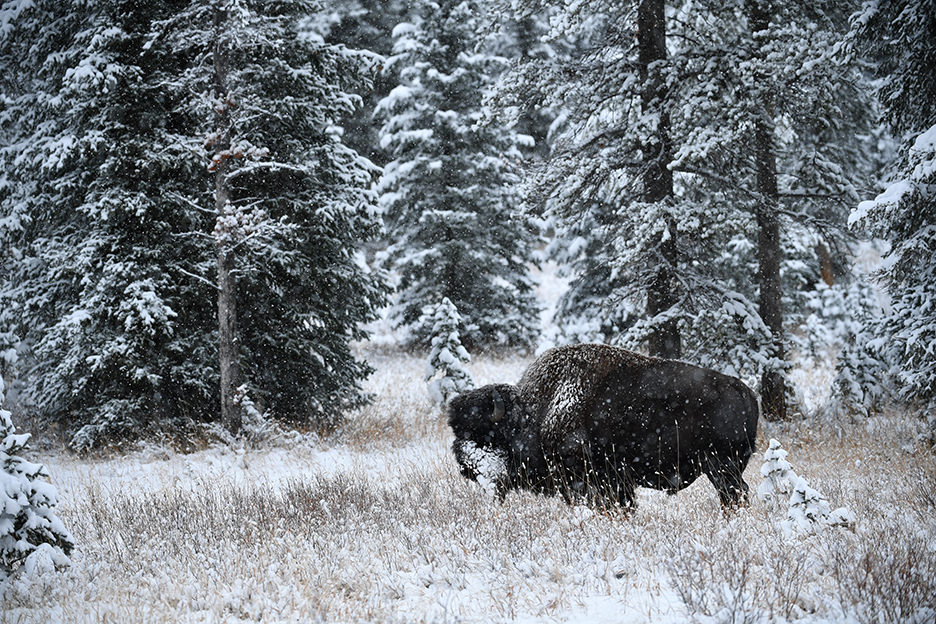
[
  {"left": 0, "top": 0, "right": 933, "bottom": 450},
  {"left": 1, "top": 0, "right": 933, "bottom": 454}
]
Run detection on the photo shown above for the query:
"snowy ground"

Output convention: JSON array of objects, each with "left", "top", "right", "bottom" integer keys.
[
  {"left": 3, "top": 262, "right": 936, "bottom": 623},
  {"left": 3, "top": 346, "right": 936, "bottom": 624}
]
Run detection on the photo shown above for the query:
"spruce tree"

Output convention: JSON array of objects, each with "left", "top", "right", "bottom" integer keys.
[
  {"left": 830, "top": 277, "right": 889, "bottom": 418},
  {"left": 848, "top": 0, "right": 936, "bottom": 430},
  {"left": 495, "top": 1, "right": 770, "bottom": 377},
  {"left": 376, "top": 0, "right": 540, "bottom": 350},
  {"left": 486, "top": 9, "right": 558, "bottom": 162},
  {"left": 155, "top": 0, "right": 390, "bottom": 431},
  {"left": 0, "top": 0, "right": 389, "bottom": 447},
  {"left": 0, "top": 0, "right": 219, "bottom": 448},
  {"left": 668, "top": 0, "right": 876, "bottom": 416},
  {"left": 498, "top": 0, "right": 875, "bottom": 403}
]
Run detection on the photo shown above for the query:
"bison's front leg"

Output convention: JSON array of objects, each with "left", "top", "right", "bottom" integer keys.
[
  {"left": 549, "top": 438, "right": 638, "bottom": 512},
  {"left": 585, "top": 457, "right": 637, "bottom": 513}
]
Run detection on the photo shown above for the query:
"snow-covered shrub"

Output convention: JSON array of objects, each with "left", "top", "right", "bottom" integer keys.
[
  {"left": 1, "top": 378, "right": 73, "bottom": 579},
  {"left": 828, "top": 519, "right": 936, "bottom": 624},
  {"left": 786, "top": 476, "right": 833, "bottom": 533},
  {"left": 424, "top": 298, "right": 475, "bottom": 408},
  {"left": 757, "top": 438, "right": 796, "bottom": 504},
  {"left": 759, "top": 438, "right": 854, "bottom": 534},
  {"left": 663, "top": 525, "right": 765, "bottom": 624}
]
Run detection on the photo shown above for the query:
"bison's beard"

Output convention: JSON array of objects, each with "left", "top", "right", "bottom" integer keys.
[{"left": 452, "top": 439, "right": 507, "bottom": 497}]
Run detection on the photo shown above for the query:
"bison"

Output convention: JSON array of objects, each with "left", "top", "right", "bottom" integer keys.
[{"left": 447, "top": 343, "right": 759, "bottom": 510}]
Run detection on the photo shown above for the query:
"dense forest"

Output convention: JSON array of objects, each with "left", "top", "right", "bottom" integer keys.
[{"left": 0, "top": 0, "right": 933, "bottom": 452}]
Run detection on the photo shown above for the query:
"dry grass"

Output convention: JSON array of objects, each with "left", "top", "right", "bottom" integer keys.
[{"left": 2, "top": 351, "right": 935, "bottom": 623}]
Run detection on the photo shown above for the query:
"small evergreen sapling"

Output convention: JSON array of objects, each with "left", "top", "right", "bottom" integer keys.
[
  {"left": 1, "top": 379, "right": 73, "bottom": 579},
  {"left": 424, "top": 298, "right": 475, "bottom": 408},
  {"left": 786, "top": 476, "right": 832, "bottom": 534},
  {"left": 757, "top": 438, "right": 796, "bottom": 504},
  {"left": 758, "top": 438, "right": 854, "bottom": 534}
]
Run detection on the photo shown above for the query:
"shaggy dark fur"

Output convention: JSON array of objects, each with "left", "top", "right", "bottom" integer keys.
[{"left": 447, "top": 344, "right": 759, "bottom": 509}]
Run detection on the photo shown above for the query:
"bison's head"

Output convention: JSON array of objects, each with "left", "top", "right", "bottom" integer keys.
[{"left": 446, "top": 384, "right": 538, "bottom": 495}]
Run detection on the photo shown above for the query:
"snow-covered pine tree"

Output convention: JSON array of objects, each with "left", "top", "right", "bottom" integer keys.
[
  {"left": 0, "top": 0, "right": 220, "bottom": 449},
  {"left": 376, "top": 0, "right": 540, "bottom": 351},
  {"left": 496, "top": 2, "right": 688, "bottom": 358},
  {"left": 424, "top": 297, "right": 475, "bottom": 407},
  {"left": 318, "top": 0, "right": 410, "bottom": 165},
  {"left": 0, "top": 377, "right": 73, "bottom": 579},
  {"left": 758, "top": 438, "right": 854, "bottom": 532},
  {"left": 786, "top": 475, "right": 833, "bottom": 534},
  {"left": 0, "top": 0, "right": 389, "bottom": 448},
  {"left": 158, "top": 0, "right": 390, "bottom": 432},
  {"left": 664, "top": 0, "right": 877, "bottom": 413},
  {"left": 757, "top": 438, "right": 796, "bottom": 504},
  {"left": 806, "top": 275, "right": 890, "bottom": 418},
  {"left": 494, "top": 1, "right": 771, "bottom": 377},
  {"left": 848, "top": 0, "right": 936, "bottom": 432},
  {"left": 498, "top": 0, "right": 876, "bottom": 401}
]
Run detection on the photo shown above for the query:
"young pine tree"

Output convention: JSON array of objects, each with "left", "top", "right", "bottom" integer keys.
[
  {"left": 376, "top": 0, "right": 540, "bottom": 351},
  {"left": 1, "top": 377, "right": 73, "bottom": 579},
  {"left": 424, "top": 297, "right": 475, "bottom": 407}
]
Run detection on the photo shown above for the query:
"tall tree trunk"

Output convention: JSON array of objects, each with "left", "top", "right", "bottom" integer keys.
[
  {"left": 217, "top": 243, "right": 243, "bottom": 436},
  {"left": 638, "top": 0, "right": 680, "bottom": 359},
  {"left": 212, "top": 4, "right": 243, "bottom": 436},
  {"left": 750, "top": 0, "right": 786, "bottom": 421}
]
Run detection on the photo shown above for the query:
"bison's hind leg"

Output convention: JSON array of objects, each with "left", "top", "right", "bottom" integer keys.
[{"left": 703, "top": 456, "right": 750, "bottom": 509}]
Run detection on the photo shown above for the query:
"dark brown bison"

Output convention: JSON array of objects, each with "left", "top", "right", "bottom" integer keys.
[{"left": 447, "top": 344, "right": 759, "bottom": 509}]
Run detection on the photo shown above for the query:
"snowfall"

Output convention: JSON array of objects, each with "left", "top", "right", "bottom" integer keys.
[{"left": 2, "top": 266, "right": 935, "bottom": 624}]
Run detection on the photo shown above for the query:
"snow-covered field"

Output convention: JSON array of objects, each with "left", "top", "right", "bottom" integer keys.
[{"left": 2, "top": 347, "right": 936, "bottom": 624}]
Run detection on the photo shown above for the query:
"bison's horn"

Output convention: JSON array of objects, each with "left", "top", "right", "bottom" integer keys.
[{"left": 491, "top": 388, "right": 505, "bottom": 422}]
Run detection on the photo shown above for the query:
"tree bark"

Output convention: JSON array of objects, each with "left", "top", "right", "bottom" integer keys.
[
  {"left": 750, "top": 0, "right": 786, "bottom": 421},
  {"left": 212, "top": 4, "right": 243, "bottom": 436},
  {"left": 218, "top": 244, "right": 243, "bottom": 436},
  {"left": 638, "top": 0, "right": 680, "bottom": 359}
]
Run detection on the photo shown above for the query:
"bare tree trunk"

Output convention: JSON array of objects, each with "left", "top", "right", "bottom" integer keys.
[
  {"left": 750, "top": 0, "right": 786, "bottom": 421},
  {"left": 638, "top": 0, "right": 680, "bottom": 359},
  {"left": 217, "top": 243, "right": 243, "bottom": 436},
  {"left": 212, "top": 4, "right": 243, "bottom": 436}
]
